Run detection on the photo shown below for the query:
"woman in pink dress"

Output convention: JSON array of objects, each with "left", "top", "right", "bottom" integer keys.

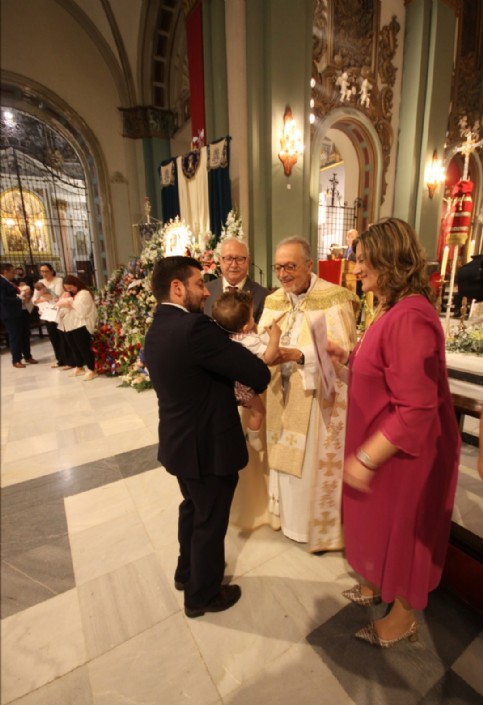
[{"left": 328, "top": 218, "right": 460, "bottom": 647}]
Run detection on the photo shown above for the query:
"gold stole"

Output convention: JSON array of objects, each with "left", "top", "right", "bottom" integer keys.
[{"left": 264, "top": 299, "right": 315, "bottom": 477}]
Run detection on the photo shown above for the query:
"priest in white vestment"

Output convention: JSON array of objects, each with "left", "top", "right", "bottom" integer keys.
[{"left": 258, "top": 236, "right": 358, "bottom": 551}]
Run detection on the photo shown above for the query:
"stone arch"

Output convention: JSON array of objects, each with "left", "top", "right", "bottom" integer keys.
[
  {"left": 1, "top": 72, "right": 117, "bottom": 283},
  {"left": 310, "top": 107, "right": 384, "bottom": 242}
]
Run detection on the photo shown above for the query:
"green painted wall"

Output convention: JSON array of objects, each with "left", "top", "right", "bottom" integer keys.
[
  {"left": 143, "top": 137, "right": 171, "bottom": 222},
  {"left": 203, "top": 0, "right": 229, "bottom": 142},
  {"left": 394, "top": 0, "right": 457, "bottom": 257},
  {"left": 246, "top": 0, "right": 312, "bottom": 288}
]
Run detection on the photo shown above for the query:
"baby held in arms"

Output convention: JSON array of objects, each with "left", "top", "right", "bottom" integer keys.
[{"left": 211, "top": 290, "right": 281, "bottom": 451}]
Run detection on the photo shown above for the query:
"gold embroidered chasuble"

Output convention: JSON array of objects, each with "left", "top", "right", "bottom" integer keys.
[{"left": 259, "top": 276, "right": 358, "bottom": 552}]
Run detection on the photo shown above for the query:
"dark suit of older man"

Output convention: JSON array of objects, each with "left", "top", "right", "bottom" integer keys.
[
  {"left": 203, "top": 275, "right": 269, "bottom": 322},
  {"left": 144, "top": 256, "right": 270, "bottom": 618}
]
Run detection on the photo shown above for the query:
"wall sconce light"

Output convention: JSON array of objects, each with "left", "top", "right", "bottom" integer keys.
[
  {"left": 278, "top": 106, "right": 304, "bottom": 177},
  {"left": 424, "top": 150, "right": 445, "bottom": 198}
]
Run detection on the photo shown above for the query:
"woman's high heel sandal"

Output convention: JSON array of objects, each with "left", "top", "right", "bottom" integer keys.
[
  {"left": 355, "top": 621, "right": 418, "bottom": 648},
  {"left": 342, "top": 584, "right": 382, "bottom": 607}
]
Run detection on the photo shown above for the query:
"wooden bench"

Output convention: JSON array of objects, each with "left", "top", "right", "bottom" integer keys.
[{"left": 451, "top": 392, "right": 482, "bottom": 432}]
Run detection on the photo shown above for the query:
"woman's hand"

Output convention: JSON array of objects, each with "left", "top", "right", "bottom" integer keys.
[
  {"left": 343, "top": 453, "right": 375, "bottom": 493},
  {"left": 326, "top": 340, "right": 350, "bottom": 366}
]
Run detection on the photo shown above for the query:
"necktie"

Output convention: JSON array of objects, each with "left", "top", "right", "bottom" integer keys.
[{"left": 226, "top": 286, "right": 238, "bottom": 292}]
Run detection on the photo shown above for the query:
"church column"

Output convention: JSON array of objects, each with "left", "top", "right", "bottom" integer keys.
[
  {"left": 393, "top": 0, "right": 458, "bottom": 257},
  {"left": 119, "top": 106, "right": 174, "bottom": 223},
  {"left": 54, "top": 199, "right": 74, "bottom": 274},
  {"left": 246, "top": 0, "right": 312, "bottom": 288},
  {"left": 224, "top": 0, "right": 249, "bottom": 230},
  {"left": 202, "top": 0, "right": 229, "bottom": 142}
]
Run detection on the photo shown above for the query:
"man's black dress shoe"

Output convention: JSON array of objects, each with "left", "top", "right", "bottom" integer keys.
[{"left": 184, "top": 584, "right": 241, "bottom": 618}]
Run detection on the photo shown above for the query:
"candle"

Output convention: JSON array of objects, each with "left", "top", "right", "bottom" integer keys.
[
  {"left": 467, "top": 239, "right": 475, "bottom": 262},
  {"left": 440, "top": 245, "right": 449, "bottom": 278}
]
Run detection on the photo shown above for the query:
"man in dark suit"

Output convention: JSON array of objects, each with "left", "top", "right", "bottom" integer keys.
[
  {"left": 203, "top": 238, "right": 268, "bottom": 322},
  {"left": 144, "top": 256, "right": 270, "bottom": 618},
  {"left": 0, "top": 262, "right": 37, "bottom": 368}
]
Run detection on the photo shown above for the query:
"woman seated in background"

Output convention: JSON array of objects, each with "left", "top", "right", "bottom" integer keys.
[
  {"left": 327, "top": 218, "right": 460, "bottom": 648},
  {"left": 56, "top": 275, "right": 97, "bottom": 381},
  {"left": 32, "top": 262, "right": 65, "bottom": 368}
]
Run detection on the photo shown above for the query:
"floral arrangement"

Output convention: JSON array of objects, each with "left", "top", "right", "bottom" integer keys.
[
  {"left": 191, "top": 231, "right": 221, "bottom": 279},
  {"left": 93, "top": 259, "right": 156, "bottom": 387},
  {"left": 446, "top": 324, "right": 483, "bottom": 355},
  {"left": 119, "top": 348, "right": 151, "bottom": 392},
  {"left": 189, "top": 209, "right": 246, "bottom": 280},
  {"left": 92, "top": 210, "right": 246, "bottom": 391},
  {"left": 219, "top": 208, "right": 245, "bottom": 243}
]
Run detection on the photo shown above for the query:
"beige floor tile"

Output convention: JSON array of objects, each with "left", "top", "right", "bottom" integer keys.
[
  {"left": 224, "top": 638, "right": 354, "bottom": 705},
  {"left": 78, "top": 553, "right": 179, "bottom": 659},
  {"left": 6, "top": 666, "right": 93, "bottom": 705},
  {"left": 125, "top": 469, "right": 181, "bottom": 549},
  {"left": 88, "top": 614, "right": 221, "bottom": 705},
  {"left": 65, "top": 480, "right": 137, "bottom": 533},
  {"left": 187, "top": 546, "right": 351, "bottom": 699},
  {"left": 452, "top": 632, "right": 483, "bottom": 695},
  {"left": 1, "top": 590, "right": 86, "bottom": 704},
  {"left": 3, "top": 431, "right": 59, "bottom": 463},
  {"left": 68, "top": 511, "right": 153, "bottom": 585},
  {"left": 99, "top": 413, "right": 147, "bottom": 436}
]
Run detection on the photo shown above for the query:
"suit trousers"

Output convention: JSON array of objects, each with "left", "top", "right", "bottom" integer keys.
[
  {"left": 3, "top": 311, "right": 31, "bottom": 363},
  {"left": 176, "top": 473, "right": 238, "bottom": 609}
]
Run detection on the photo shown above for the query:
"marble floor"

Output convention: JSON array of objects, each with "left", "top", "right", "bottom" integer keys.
[{"left": 1, "top": 339, "right": 482, "bottom": 705}]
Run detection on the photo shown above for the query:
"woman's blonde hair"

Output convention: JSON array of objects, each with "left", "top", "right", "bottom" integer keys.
[{"left": 354, "top": 218, "right": 433, "bottom": 309}]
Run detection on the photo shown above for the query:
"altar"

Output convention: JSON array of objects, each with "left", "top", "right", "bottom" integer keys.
[{"left": 444, "top": 350, "right": 482, "bottom": 610}]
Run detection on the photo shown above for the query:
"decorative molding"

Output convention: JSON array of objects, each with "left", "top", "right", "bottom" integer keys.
[
  {"left": 1, "top": 72, "right": 118, "bottom": 278},
  {"left": 119, "top": 105, "right": 176, "bottom": 139},
  {"left": 447, "top": 53, "right": 483, "bottom": 151},
  {"left": 311, "top": 0, "right": 400, "bottom": 201},
  {"left": 110, "top": 171, "right": 128, "bottom": 184}
]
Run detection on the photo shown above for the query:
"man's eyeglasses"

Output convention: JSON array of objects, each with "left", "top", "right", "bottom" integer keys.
[
  {"left": 221, "top": 256, "right": 247, "bottom": 264},
  {"left": 272, "top": 263, "right": 298, "bottom": 274}
]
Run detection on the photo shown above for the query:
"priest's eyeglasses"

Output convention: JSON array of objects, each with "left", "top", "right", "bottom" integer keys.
[
  {"left": 221, "top": 256, "right": 247, "bottom": 264},
  {"left": 272, "top": 263, "right": 298, "bottom": 274}
]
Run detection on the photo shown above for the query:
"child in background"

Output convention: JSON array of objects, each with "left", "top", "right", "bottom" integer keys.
[
  {"left": 212, "top": 290, "right": 281, "bottom": 451},
  {"left": 17, "top": 282, "right": 34, "bottom": 313}
]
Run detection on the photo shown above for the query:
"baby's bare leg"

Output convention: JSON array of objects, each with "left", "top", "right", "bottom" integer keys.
[
  {"left": 245, "top": 394, "right": 265, "bottom": 431},
  {"left": 245, "top": 395, "right": 265, "bottom": 451}
]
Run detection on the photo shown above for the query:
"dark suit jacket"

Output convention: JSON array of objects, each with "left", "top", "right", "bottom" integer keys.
[
  {"left": 203, "top": 277, "right": 269, "bottom": 322},
  {"left": 0, "top": 276, "right": 22, "bottom": 321},
  {"left": 144, "top": 305, "right": 271, "bottom": 480}
]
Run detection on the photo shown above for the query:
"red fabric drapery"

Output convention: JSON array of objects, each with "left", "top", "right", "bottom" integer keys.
[{"left": 185, "top": 2, "right": 205, "bottom": 141}]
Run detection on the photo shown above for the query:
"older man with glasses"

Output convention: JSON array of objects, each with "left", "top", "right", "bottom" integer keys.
[
  {"left": 253, "top": 236, "right": 358, "bottom": 552},
  {"left": 203, "top": 237, "right": 269, "bottom": 322}
]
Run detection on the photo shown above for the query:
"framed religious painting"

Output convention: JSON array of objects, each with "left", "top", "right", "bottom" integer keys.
[{"left": 0, "top": 188, "right": 52, "bottom": 256}]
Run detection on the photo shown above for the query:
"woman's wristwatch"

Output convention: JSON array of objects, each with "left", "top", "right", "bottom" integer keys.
[{"left": 297, "top": 351, "right": 305, "bottom": 365}]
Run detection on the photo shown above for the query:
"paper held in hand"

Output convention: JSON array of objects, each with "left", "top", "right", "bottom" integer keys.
[{"left": 309, "top": 315, "right": 336, "bottom": 398}]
